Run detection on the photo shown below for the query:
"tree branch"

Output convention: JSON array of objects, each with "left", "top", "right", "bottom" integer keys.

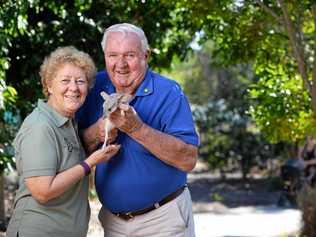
[
  {"left": 312, "top": 4, "right": 316, "bottom": 87},
  {"left": 277, "top": 0, "right": 311, "bottom": 95},
  {"left": 255, "top": 0, "right": 283, "bottom": 25}
]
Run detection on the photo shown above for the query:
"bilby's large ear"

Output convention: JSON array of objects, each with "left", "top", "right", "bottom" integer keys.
[
  {"left": 126, "top": 94, "right": 134, "bottom": 103},
  {"left": 119, "top": 94, "right": 134, "bottom": 104},
  {"left": 100, "top": 91, "right": 110, "bottom": 100}
]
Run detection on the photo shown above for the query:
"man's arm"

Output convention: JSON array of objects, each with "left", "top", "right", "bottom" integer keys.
[
  {"left": 80, "top": 120, "right": 101, "bottom": 154},
  {"left": 130, "top": 123, "right": 198, "bottom": 172},
  {"left": 109, "top": 105, "right": 198, "bottom": 172}
]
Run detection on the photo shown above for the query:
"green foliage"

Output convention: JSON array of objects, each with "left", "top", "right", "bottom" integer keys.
[
  {"left": 1, "top": 0, "right": 203, "bottom": 116},
  {"left": 211, "top": 192, "right": 223, "bottom": 202},
  {"left": 193, "top": 99, "right": 283, "bottom": 176},
  {"left": 0, "top": 1, "right": 30, "bottom": 172},
  {"left": 0, "top": 80, "right": 18, "bottom": 173},
  {"left": 164, "top": 41, "right": 286, "bottom": 176},
  {"left": 173, "top": 0, "right": 316, "bottom": 144},
  {"left": 249, "top": 63, "right": 314, "bottom": 143}
]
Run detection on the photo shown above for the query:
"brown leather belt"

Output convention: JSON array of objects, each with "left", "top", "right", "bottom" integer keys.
[{"left": 112, "top": 185, "right": 186, "bottom": 221}]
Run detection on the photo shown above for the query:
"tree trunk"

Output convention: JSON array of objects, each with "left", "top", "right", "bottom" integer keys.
[
  {"left": 0, "top": 173, "right": 5, "bottom": 231},
  {"left": 241, "top": 155, "right": 250, "bottom": 181}
]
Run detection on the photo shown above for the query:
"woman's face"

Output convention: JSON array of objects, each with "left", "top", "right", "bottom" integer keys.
[{"left": 47, "top": 63, "right": 88, "bottom": 118}]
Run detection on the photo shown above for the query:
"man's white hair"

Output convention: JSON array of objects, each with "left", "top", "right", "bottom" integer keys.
[{"left": 101, "top": 23, "right": 150, "bottom": 53}]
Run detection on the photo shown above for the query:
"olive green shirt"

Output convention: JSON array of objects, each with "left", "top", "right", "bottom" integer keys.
[{"left": 7, "top": 100, "right": 90, "bottom": 237}]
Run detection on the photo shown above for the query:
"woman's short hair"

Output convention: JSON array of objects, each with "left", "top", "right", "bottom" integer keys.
[
  {"left": 39, "top": 46, "right": 96, "bottom": 97},
  {"left": 101, "top": 23, "right": 149, "bottom": 53}
]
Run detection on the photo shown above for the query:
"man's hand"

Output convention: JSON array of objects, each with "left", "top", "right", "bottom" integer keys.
[
  {"left": 109, "top": 105, "right": 197, "bottom": 172},
  {"left": 109, "top": 104, "right": 143, "bottom": 134}
]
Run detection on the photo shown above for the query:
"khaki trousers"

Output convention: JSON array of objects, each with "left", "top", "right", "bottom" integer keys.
[{"left": 98, "top": 187, "right": 195, "bottom": 237}]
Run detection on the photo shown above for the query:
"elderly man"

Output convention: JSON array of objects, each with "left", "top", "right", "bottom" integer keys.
[{"left": 77, "top": 23, "right": 199, "bottom": 237}]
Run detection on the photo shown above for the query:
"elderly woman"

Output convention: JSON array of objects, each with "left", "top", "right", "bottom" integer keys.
[{"left": 6, "top": 46, "right": 120, "bottom": 237}]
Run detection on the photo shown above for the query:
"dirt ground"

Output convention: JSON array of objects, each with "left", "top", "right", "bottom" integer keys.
[
  {"left": 0, "top": 161, "right": 282, "bottom": 236},
  {"left": 188, "top": 160, "right": 281, "bottom": 213}
]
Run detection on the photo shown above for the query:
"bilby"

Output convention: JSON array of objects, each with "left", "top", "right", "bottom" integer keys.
[{"left": 100, "top": 91, "right": 133, "bottom": 149}]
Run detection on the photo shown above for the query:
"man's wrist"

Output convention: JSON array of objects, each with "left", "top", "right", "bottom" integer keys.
[
  {"left": 128, "top": 121, "right": 143, "bottom": 134},
  {"left": 80, "top": 125, "right": 100, "bottom": 152}
]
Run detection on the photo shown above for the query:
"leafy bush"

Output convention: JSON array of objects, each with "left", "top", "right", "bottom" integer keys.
[
  {"left": 0, "top": 80, "right": 19, "bottom": 173},
  {"left": 193, "top": 99, "right": 285, "bottom": 178}
]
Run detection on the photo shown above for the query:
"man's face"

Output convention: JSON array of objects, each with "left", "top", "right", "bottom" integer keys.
[{"left": 104, "top": 32, "right": 149, "bottom": 94}]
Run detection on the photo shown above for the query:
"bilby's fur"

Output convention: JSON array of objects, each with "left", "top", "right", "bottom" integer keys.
[{"left": 100, "top": 92, "right": 133, "bottom": 149}]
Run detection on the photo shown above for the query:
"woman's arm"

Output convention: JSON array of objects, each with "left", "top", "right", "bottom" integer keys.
[{"left": 25, "top": 145, "right": 120, "bottom": 204}]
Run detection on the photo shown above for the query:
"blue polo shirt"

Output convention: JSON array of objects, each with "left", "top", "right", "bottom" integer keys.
[{"left": 77, "top": 69, "right": 199, "bottom": 213}]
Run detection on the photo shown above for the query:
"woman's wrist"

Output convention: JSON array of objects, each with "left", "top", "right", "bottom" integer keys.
[{"left": 79, "top": 161, "right": 91, "bottom": 176}]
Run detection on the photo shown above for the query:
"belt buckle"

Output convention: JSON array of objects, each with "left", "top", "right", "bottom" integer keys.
[
  {"left": 113, "top": 212, "right": 135, "bottom": 221},
  {"left": 126, "top": 212, "right": 134, "bottom": 220},
  {"left": 117, "top": 212, "right": 134, "bottom": 221}
]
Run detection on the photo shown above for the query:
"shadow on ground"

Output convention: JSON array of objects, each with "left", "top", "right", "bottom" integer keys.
[{"left": 187, "top": 165, "right": 283, "bottom": 214}]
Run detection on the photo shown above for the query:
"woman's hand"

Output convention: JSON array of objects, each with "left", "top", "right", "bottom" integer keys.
[{"left": 85, "top": 144, "right": 121, "bottom": 167}]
